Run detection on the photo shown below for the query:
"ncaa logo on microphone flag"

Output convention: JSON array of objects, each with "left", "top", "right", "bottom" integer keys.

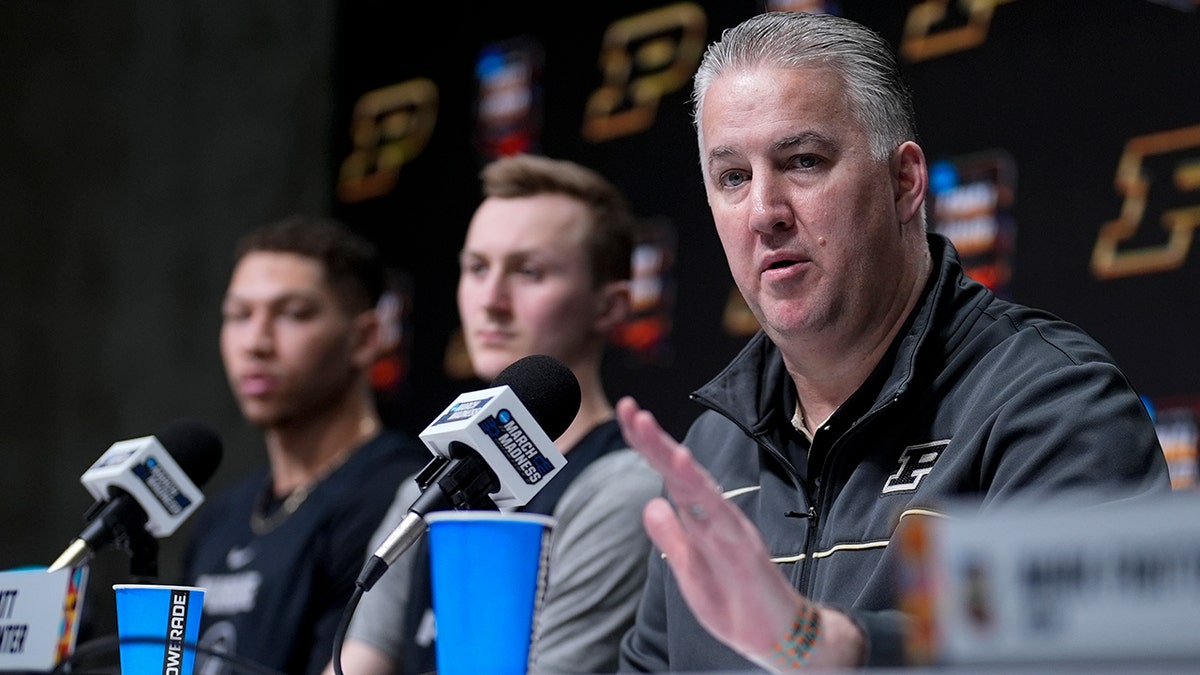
[
  {"left": 437, "top": 397, "right": 493, "bottom": 424},
  {"left": 478, "top": 409, "right": 555, "bottom": 484},
  {"left": 133, "top": 456, "right": 193, "bottom": 514}
]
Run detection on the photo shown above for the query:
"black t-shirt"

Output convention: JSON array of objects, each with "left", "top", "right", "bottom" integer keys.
[{"left": 182, "top": 430, "right": 427, "bottom": 675}]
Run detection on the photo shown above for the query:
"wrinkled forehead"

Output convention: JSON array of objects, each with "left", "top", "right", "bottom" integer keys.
[{"left": 698, "top": 65, "right": 859, "bottom": 164}]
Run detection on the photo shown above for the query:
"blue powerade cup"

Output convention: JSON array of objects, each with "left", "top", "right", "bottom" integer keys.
[
  {"left": 425, "top": 511, "right": 555, "bottom": 675},
  {"left": 113, "top": 584, "right": 205, "bottom": 675}
]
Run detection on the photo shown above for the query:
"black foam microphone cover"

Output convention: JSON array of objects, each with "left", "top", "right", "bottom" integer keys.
[
  {"left": 491, "top": 354, "right": 581, "bottom": 440},
  {"left": 155, "top": 417, "right": 224, "bottom": 487}
]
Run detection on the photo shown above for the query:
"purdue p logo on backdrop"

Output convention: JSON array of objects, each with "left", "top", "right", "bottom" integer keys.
[
  {"left": 581, "top": 3, "right": 706, "bottom": 142},
  {"left": 337, "top": 78, "right": 439, "bottom": 203}
]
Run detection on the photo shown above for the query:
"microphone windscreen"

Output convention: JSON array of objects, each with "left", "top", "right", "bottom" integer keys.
[
  {"left": 154, "top": 417, "right": 224, "bottom": 487},
  {"left": 491, "top": 354, "right": 581, "bottom": 440}
]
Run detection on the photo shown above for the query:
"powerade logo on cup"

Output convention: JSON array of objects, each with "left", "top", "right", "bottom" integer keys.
[
  {"left": 114, "top": 584, "right": 205, "bottom": 675},
  {"left": 163, "top": 589, "right": 193, "bottom": 675},
  {"left": 477, "top": 409, "right": 555, "bottom": 484}
]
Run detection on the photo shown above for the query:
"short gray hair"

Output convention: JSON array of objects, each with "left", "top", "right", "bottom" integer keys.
[{"left": 691, "top": 11, "right": 917, "bottom": 160}]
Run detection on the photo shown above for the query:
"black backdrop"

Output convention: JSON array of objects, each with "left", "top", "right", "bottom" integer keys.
[
  {"left": 330, "top": 0, "right": 1200, "bottom": 467},
  {"left": 1, "top": 0, "right": 1197, "bottom": 655}
]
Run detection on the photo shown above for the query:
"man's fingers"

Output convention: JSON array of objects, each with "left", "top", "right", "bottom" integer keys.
[
  {"left": 643, "top": 498, "right": 719, "bottom": 585},
  {"left": 643, "top": 497, "right": 686, "bottom": 560},
  {"left": 616, "top": 396, "right": 678, "bottom": 474},
  {"left": 617, "top": 395, "right": 727, "bottom": 523}
]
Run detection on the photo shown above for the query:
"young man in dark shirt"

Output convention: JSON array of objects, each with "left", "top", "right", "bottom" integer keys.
[{"left": 183, "top": 216, "right": 427, "bottom": 675}]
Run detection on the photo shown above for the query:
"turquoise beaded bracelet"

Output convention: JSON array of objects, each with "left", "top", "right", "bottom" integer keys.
[{"left": 771, "top": 601, "right": 821, "bottom": 669}]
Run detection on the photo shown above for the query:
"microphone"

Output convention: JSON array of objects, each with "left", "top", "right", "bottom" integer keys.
[
  {"left": 48, "top": 417, "right": 224, "bottom": 573},
  {"left": 357, "top": 354, "right": 580, "bottom": 592}
]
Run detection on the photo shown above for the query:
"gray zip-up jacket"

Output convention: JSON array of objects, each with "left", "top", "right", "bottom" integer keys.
[{"left": 619, "top": 233, "right": 1171, "bottom": 671}]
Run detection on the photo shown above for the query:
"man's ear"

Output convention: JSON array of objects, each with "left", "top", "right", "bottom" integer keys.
[
  {"left": 594, "top": 280, "right": 632, "bottom": 336},
  {"left": 893, "top": 141, "right": 928, "bottom": 226},
  {"left": 351, "top": 308, "right": 385, "bottom": 368}
]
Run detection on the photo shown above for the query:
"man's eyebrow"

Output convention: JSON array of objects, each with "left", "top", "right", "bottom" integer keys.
[
  {"left": 705, "top": 144, "right": 737, "bottom": 168},
  {"left": 459, "top": 249, "right": 538, "bottom": 265},
  {"left": 705, "top": 132, "right": 837, "bottom": 169},
  {"left": 773, "top": 132, "right": 834, "bottom": 152}
]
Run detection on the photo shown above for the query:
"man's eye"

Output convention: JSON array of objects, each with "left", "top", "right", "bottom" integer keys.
[
  {"left": 792, "top": 154, "right": 820, "bottom": 169},
  {"left": 280, "top": 303, "right": 318, "bottom": 321},
  {"left": 721, "top": 170, "right": 749, "bottom": 188}
]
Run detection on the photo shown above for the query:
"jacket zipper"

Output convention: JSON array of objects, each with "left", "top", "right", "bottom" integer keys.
[
  {"left": 693, "top": 391, "right": 901, "bottom": 595},
  {"left": 741, "top": 429, "right": 821, "bottom": 594},
  {"left": 799, "top": 393, "right": 903, "bottom": 595}
]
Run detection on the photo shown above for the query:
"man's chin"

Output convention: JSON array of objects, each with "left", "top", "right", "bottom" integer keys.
[
  {"left": 470, "top": 350, "right": 526, "bottom": 383},
  {"left": 236, "top": 405, "right": 282, "bottom": 429}
]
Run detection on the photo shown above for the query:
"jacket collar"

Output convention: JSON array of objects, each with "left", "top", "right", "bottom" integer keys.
[{"left": 692, "top": 233, "right": 972, "bottom": 432}]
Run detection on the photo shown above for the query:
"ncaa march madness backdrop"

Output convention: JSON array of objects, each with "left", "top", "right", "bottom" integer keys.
[{"left": 329, "top": 0, "right": 1200, "bottom": 487}]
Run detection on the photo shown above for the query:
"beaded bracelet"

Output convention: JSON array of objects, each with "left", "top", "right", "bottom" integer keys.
[{"left": 770, "top": 601, "right": 821, "bottom": 669}]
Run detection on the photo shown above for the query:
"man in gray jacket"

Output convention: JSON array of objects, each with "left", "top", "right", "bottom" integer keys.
[
  {"left": 614, "top": 11, "right": 1171, "bottom": 672},
  {"left": 328, "top": 154, "right": 661, "bottom": 675}
]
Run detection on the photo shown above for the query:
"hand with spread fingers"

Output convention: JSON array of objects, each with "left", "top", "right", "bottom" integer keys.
[{"left": 616, "top": 396, "right": 864, "bottom": 671}]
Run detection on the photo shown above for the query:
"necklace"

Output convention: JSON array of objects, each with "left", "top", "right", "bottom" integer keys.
[{"left": 249, "top": 445, "right": 357, "bottom": 535}]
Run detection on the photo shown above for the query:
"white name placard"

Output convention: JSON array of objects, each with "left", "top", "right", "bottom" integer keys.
[{"left": 0, "top": 566, "right": 89, "bottom": 672}]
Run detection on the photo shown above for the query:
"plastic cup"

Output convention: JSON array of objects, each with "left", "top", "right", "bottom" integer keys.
[
  {"left": 425, "top": 511, "right": 555, "bottom": 675},
  {"left": 112, "top": 583, "right": 205, "bottom": 675}
]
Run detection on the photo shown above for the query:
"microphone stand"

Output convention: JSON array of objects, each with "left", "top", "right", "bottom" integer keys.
[
  {"left": 356, "top": 443, "right": 499, "bottom": 592},
  {"left": 85, "top": 492, "right": 160, "bottom": 579},
  {"left": 50, "top": 491, "right": 160, "bottom": 578},
  {"left": 119, "top": 524, "right": 160, "bottom": 579},
  {"left": 333, "top": 443, "right": 500, "bottom": 675}
]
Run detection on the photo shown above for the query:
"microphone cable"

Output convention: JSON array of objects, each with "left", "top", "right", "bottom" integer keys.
[
  {"left": 330, "top": 584, "right": 364, "bottom": 675},
  {"left": 53, "top": 634, "right": 286, "bottom": 675}
]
